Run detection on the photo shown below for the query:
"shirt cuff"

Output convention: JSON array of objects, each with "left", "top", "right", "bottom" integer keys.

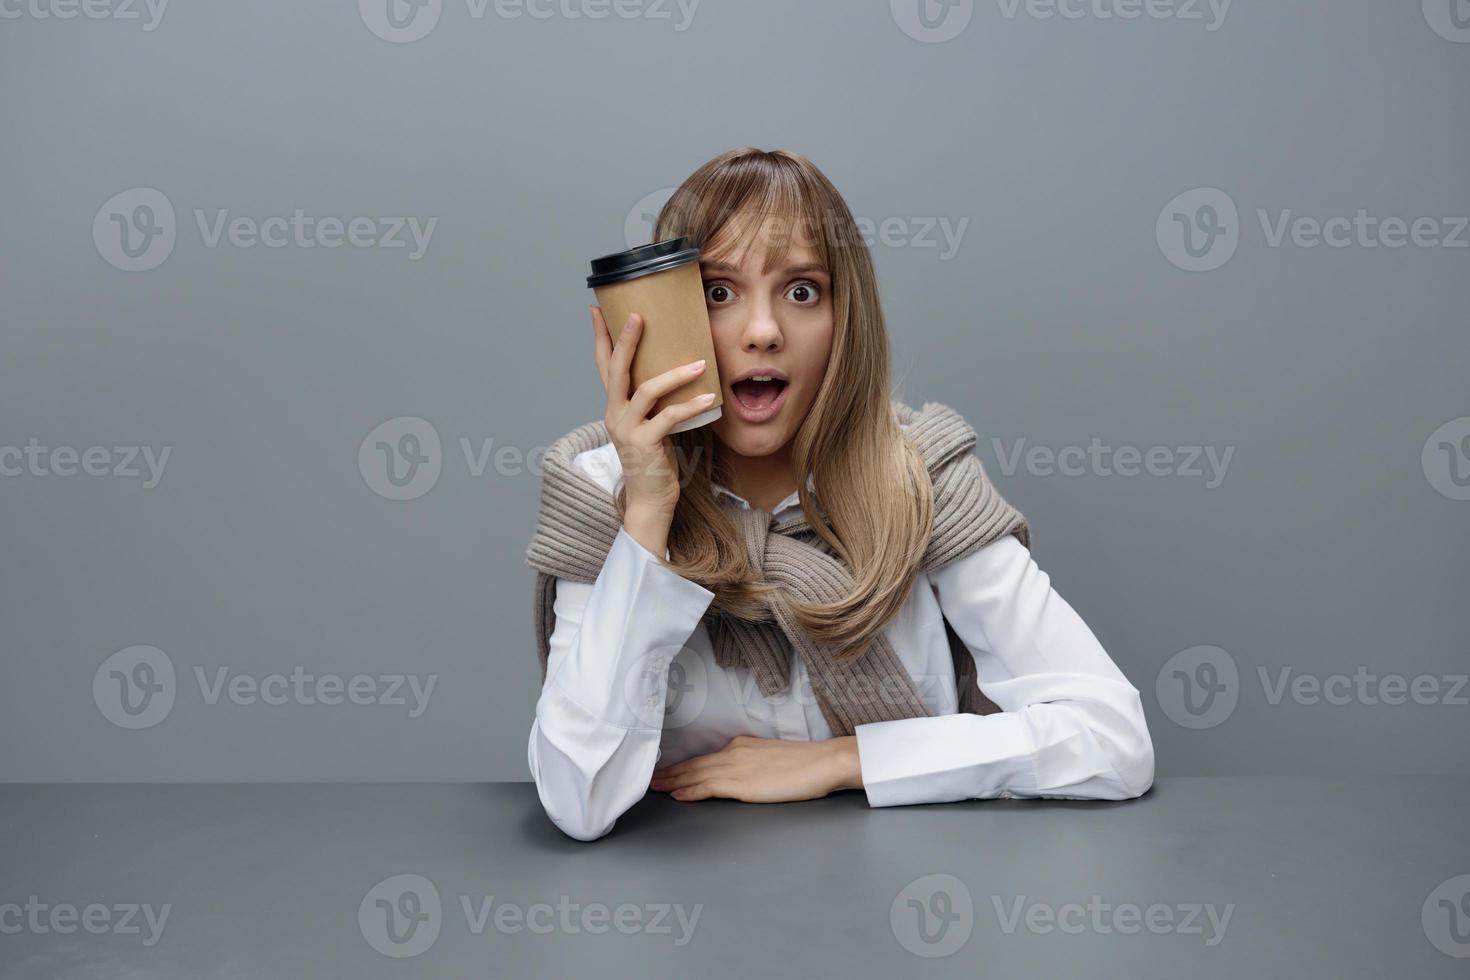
[
  {"left": 547, "top": 526, "right": 715, "bottom": 731},
  {"left": 854, "top": 711, "right": 1039, "bottom": 807}
]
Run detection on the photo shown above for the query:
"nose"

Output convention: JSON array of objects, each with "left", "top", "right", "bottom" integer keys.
[{"left": 739, "top": 297, "right": 783, "bottom": 352}]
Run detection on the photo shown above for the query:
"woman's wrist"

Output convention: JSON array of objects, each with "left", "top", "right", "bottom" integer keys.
[
  {"left": 623, "top": 507, "right": 674, "bottom": 559},
  {"left": 829, "top": 735, "right": 864, "bottom": 792}
]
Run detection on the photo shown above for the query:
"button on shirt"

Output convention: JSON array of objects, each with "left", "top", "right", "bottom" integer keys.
[{"left": 527, "top": 432, "right": 1155, "bottom": 841}]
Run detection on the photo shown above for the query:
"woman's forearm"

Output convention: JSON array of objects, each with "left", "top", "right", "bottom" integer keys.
[{"left": 530, "top": 527, "right": 716, "bottom": 840}]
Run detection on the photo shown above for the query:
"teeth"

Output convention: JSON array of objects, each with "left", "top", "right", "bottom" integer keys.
[{"left": 748, "top": 375, "right": 776, "bottom": 382}]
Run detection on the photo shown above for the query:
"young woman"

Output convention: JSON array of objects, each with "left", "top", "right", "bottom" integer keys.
[{"left": 525, "top": 147, "right": 1154, "bottom": 841}]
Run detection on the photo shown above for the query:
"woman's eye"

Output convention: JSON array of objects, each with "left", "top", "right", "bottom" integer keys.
[
  {"left": 705, "top": 282, "right": 734, "bottom": 305},
  {"left": 785, "top": 280, "right": 821, "bottom": 305}
]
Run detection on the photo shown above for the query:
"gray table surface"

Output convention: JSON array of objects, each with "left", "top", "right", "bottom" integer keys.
[{"left": 1, "top": 777, "right": 1467, "bottom": 978}]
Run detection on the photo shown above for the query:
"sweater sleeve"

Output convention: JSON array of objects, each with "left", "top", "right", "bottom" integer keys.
[
  {"left": 852, "top": 535, "right": 1155, "bottom": 807},
  {"left": 527, "top": 525, "right": 716, "bottom": 841}
]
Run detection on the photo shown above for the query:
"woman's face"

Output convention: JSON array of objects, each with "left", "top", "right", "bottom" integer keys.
[{"left": 701, "top": 212, "right": 834, "bottom": 459}]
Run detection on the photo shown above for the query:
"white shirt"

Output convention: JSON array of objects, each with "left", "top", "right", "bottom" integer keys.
[{"left": 527, "top": 432, "right": 1155, "bottom": 841}]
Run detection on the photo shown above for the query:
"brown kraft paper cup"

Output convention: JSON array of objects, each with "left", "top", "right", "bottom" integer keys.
[{"left": 587, "top": 237, "right": 722, "bottom": 433}]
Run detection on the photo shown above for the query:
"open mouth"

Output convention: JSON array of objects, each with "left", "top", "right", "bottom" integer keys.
[{"left": 730, "top": 377, "right": 788, "bottom": 412}]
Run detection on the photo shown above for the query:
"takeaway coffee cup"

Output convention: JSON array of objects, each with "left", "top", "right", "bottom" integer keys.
[{"left": 587, "top": 237, "right": 722, "bottom": 433}]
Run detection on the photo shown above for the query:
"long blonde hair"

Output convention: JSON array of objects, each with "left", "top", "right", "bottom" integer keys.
[{"left": 617, "top": 147, "right": 936, "bottom": 663}]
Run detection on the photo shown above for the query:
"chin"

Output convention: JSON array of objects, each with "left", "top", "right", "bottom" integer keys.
[{"left": 712, "top": 420, "right": 790, "bottom": 458}]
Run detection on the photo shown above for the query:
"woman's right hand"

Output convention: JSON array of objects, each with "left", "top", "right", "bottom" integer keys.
[{"left": 591, "top": 306, "right": 715, "bottom": 523}]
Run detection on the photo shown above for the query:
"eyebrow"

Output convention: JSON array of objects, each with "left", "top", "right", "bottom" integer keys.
[{"left": 701, "top": 260, "right": 830, "bottom": 278}]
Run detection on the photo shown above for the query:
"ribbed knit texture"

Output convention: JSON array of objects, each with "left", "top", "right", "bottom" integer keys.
[{"left": 524, "top": 399, "right": 1031, "bottom": 737}]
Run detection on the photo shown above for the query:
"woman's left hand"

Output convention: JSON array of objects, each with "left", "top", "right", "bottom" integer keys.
[{"left": 649, "top": 735, "right": 863, "bottom": 803}]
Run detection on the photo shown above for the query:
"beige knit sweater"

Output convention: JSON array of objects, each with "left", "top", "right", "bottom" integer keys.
[{"left": 525, "top": 399, "right": 1031, "bottom": 736}]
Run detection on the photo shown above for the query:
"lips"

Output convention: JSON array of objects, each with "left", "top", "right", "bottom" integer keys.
[{"left": 728, "top": 377, "right": 789, "bottom": 424}]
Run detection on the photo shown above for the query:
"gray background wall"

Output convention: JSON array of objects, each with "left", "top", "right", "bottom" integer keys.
[{"left": 1, "top": 0, "right": 1465, "bottom": 781}]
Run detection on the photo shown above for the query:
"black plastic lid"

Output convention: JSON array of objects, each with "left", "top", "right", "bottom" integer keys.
[{"left": 587, "top": 236, "right": 700, "bottom": 288}]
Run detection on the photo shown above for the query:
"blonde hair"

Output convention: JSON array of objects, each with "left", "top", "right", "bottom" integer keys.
[{"left": 616, "top": 147, "right": 936, "bottom": 663}]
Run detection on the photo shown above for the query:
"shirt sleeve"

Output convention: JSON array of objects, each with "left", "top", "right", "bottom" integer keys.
[
  {"left": 527, "top": 525, "right": 716, "bottom": 840},
  {"left": 852, "top": 534, "right": 1155, "bottom": 807}
]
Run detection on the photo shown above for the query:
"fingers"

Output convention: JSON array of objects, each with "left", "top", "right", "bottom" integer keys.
[
  {"left": 635, "top": 358, "right": 707, "bottom": 406},
  {"left": 652, "top": 735, "right": 756, "bottom": 778},
  {"left": 605, "top": 310, "right": 642, "bottom": 408},
  {"left": 652, "top": 763, "right": 733, "bottom": 789},
  {"left": 590, "top": 306, "right": 612, "bottom": 385},
  {"left": 627, "top": 360, "right": 710, "bottom": 428},
  {"left": 670, "top": 780, "right": 738, "bottom": 802},
  {"left": 594, "top": 307, "right": 715, "bottom": 438},
  {"left": 651, "top": 755, "right": 733, "bottom": 790},
  {"left": 641, "top": 392, "right": 717, "bottom": 445},
  {"left": 654, "top": 770, "right": 737, "bottom": 797}
]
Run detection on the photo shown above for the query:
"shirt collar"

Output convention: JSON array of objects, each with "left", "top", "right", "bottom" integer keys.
[
  {"left": 704, "top": 423, "right": 909, "bottom": 515},
  {"left": 710, "top": 471, "right": 818, "bottom": 517}
]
